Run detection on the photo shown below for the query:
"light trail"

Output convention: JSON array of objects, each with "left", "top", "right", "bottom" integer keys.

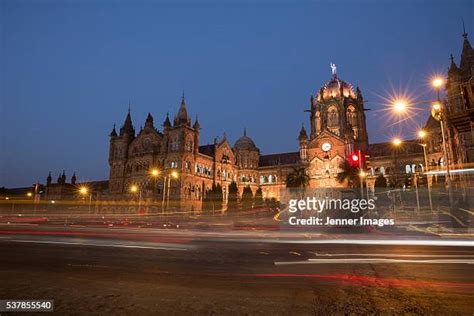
[
  {"left": 242, "top": 273, "right": 474, "bottom": 288},
  {"left": 231, "top": 238, "right": 474, "bottom": 247},
  {"left": 309, "top": 253, "right": 474, "bottom": 258},
  {"left": 5, "top": 239, "right": 192, "bottom": 251}
]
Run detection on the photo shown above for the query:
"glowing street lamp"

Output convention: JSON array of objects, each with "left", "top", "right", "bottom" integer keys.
[
  {"left": 418, "top": 129, "right": 427, "bottom": 139},
  {"left": 163, "top": 170, "right": 180, "bottom": 213},
  {"left": 432, "top": 77, "right": 444, "bottom": 89},
  {"left": 359, "top": 171, "right": 367, "bottom": 178},
  {"left": 150, "top": 168, "right": 160, "bottom": 177},
  {"left": 129, "top": 184, "right": 142, "bottom": 212},
  {"left": 392, "top": 138, "right": 402, "bottom": 146},
  {"left": 79, "top": 186, "right": 92, "bottom": 213},
  {"left": 79, "top": 186, "right": 88, "bottom": 195},
  {"left": 392, "top": 99, "right": 408, "bottom": 114},
  {"left": 26, "top": 192, "right": 33, "bottom": 197}
]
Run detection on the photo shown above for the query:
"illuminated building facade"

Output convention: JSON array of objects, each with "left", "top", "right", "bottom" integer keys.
[{"left": 106, "top": 66, "right": 370, "bottom": 210}]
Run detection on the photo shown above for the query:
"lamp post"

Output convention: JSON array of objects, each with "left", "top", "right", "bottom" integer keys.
[
  {"left": 129, "top": 184, "right": 142, "bottom": 212},
  {"left": 149, "top": 168, "right": 160, "bottom": 213},
  {"left": 417, "top": 130, "right": 433, "bottom": 211},
  {"left": 431, "top": 77, "right": 452, "bottom": 183},
  {"left": 161, "top": 169, "right": 179, "bottom": 214},
  {"left": 388, "top": 76, "right": 452, "bottom": 190},
  {"left": 79, "top": 186, "right": 92, "bottom": 213},
  {"left": 358, "top": 149, "right": 364, "bottom": 198},
  {"left": 392, "top": 137, "right": 434, "bottom": 212}
]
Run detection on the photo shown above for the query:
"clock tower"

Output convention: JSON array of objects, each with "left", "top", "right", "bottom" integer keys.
[{"left": 303, "top": 65, "right": 369, "bottom": 187}]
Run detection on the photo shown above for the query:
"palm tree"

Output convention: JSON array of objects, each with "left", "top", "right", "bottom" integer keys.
[
  {"left": 336, "top": 160, "right": 359, "bottom": 188},
  {"left": 285, "top": 167, "right": 310, "bottom": 188}
]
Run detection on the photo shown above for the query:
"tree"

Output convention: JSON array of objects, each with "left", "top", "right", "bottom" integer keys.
[
  {"left": 254, "top": 187, "right": 264, "bottom": 208},
  {"left": 285, "top": 167, "right": 310, "bottom": 188},
  {"left": 241, "top": 186, "right": 253, "bottom": 210},
  {"left": 374, "top": 174, "right": 387, "bottom": 188},
  {"left": 336, "top": 160, "right": 359, "bottom": 188},
  {"left": 227, "top": 181, "right": 239, "bottom": 212},
  {"left": 203, "top": 183, "right": 223, "bottom": 213}
]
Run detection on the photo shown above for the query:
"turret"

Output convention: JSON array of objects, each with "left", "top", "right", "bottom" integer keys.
[
  {"left": 71, "top": 172, "right": 76, "bottom": 185},
  {"left": 173, "top": 93, "right": 191, "bottom": 126},
  {"left": 46, "top": 172, "right": 52, "bottom": 186},
  {"left": 298, "top": 124, "right": 308, "bottom": 162},
  {"left": 163, "top": 112, "right": 171, "bottom": 129},
  {"left": 119, "top": 107, "right": 135, "bottom": 139},
  {"left": 460, "top": 27, "right": 474, "bottom": 74},
  {"left": 144, "top": 113, "right": 154, "bottom": 130},
  {"left": 193, "top": 116, "right": 200, "bottom": 153},
  {"left": 109, "top": 124, "right": 117, "bottom": 137}
]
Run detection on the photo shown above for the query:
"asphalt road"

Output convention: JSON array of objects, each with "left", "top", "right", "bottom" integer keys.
[{"left": 0, "top": 228, "right": 473, "bottom": 315}]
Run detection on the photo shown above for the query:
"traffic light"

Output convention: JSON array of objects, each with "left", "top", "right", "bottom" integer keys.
[{"left": 350, "top": 154, "right": 359, "bottom": 163}]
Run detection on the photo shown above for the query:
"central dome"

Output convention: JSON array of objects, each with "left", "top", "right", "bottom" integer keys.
[
  {"left": 316, "top": 75, "right": 356, "bottom": 100},
  {"left": 234, "top": 129, "right": 258, "bottom": 150}
]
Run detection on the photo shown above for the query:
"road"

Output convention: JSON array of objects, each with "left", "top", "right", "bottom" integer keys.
[{"left": 0, "top": 226, "right": 473, "bottom": 315}]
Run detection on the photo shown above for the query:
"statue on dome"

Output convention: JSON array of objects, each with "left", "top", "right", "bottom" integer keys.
[{"left": 330, "top": 63, "right": 337, "bottom": 76}]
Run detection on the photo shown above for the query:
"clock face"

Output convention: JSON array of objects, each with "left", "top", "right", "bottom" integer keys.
[{"left": 321, "top": 142, "right": 332, "bottom": 152}]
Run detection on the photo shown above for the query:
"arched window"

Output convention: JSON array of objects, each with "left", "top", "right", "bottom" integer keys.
[
  {"left": 327, "top": 106, "right": 339, "bottom": 127},
  {"left": 347, "top": 106, "right": 357, "bottom": 127},
  {"left": 315, "top": 111, "right": 321, "bottom": 133}
]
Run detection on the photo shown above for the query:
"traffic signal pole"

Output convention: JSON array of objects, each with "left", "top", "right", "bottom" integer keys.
[{"left": 359, "top": 149, "right": 364, "bottom": 198}]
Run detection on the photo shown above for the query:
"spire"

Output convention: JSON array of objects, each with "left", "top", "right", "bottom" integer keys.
[
  {"left": 144, "top": 113, "right": 154, "bottom": 129},
  {"left": 193, "top": 115, "right": 200, "bottom": 130},
  {"left": 462, "top": 19, "right": 467, "bottom": 39},
  {"left": 298, "top": 124, "right": 308, "bottom": 141},
  {"left": 110, "top": 123, "right": 117, "bottom": 137},
  {"left": 243, "top": 127, "right": 247, "bottom": 136},
  {"left": 71, "top": 172, "right": 76, "bottom": 185},
  {"left": 459, "top": 21, "right": 473, "bottom": 70},
  {"left": 163, "top": 112, "right": 171, "bottom": 128},
  {"left": 46, "top": 171, "right": 52, "bottom": 186},
  {"left": 449, "top": 54, "right": 459, "bottom": 74},
  {"left": 120, "top": 106, "right": 135, "bottom": 136},
  {"left": 174, "top": 93, "right": 191, "bottom": 126}
]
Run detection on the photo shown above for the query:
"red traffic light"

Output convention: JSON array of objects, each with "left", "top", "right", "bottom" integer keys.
[{"left": 351, "top": 154, "right": 359, "bottom": 162}]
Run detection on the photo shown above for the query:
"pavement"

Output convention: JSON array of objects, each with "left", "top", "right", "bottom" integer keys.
[{"left": 0, "top": 223, "right": 473, "bottom": 315}]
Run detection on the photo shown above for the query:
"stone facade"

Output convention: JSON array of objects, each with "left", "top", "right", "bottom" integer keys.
[{"left": 106, "top": 68, "right": 372, "bottom": 211}]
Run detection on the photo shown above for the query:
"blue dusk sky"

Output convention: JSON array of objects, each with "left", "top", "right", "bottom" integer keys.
[{"left": 1, "top": 0, "right": 472, "bottom": 187}]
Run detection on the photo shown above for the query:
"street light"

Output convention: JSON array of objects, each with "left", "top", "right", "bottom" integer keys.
[
  {"left": 130, "top": 185, "right": 138, "bottom": 193},
  {"left": 79, "top": 186, "right": 88, "bottom": 195},
  {"left": 392, "top": 138, "right": 402, "bottom": 146},
  {"left": 129, "top": 184, "right": 142, "bottom": 212},
  {"left": 432, "top": 77, "right": 443, "bottom": 88},
  {"left": 418, "top": 129, "right": 427, "bottom": 139},
  {"left": 162, "top": 170, "right": 179, "bottom": 213},
  {"left": 150, "top": 168, "right": 160, "bottom": 177},
  {"left": 417, "top": 130, "right": 433, "bottom": 211},
  {"left": 79, "top": 186, "right": 92, "bottom": 213},
  {"left": 26, "top": 192, "right": 33, "bottom": 197},
  {"left": 392, "top": 99, "right": 408, "bottom": 114}
]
